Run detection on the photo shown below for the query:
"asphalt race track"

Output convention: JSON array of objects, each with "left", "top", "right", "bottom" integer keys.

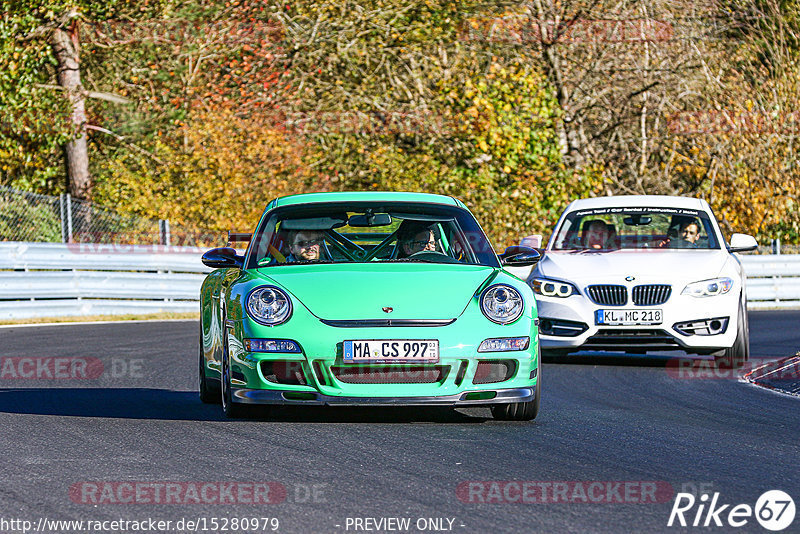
[{"left": 0, "top": 311, "right": 798, "bottom": 533}]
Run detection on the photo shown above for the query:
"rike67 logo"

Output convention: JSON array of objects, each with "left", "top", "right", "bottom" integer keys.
[{"left": 668, "top": 490, "right": 795, "bottom": 531}]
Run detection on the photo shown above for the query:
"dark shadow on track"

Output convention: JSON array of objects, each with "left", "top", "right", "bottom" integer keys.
[
  {"left": 542, "top": 351, "right": 711, "bottom": 367},
  {"left": 256, "top": 405, "right": 488, "bottom": 423},
  {"left": 0, "top": 388, "right": 223, "bottom": 421},
  {"left": 0, "top": 388, "right": 489, "bottom": 423}
]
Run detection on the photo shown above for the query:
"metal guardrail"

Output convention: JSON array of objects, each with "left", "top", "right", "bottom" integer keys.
[
  {"left": 0, "top": 242, "right": 209, "bottom": 272},
  {"left": 741, "top": 255, "right": 800, "bottom": 308},
  {"left": 0, "top": 242, "right": 210, "bottom": 319},
  {"left": 0, "top": 242, "right": 798, "bottom": 320}
]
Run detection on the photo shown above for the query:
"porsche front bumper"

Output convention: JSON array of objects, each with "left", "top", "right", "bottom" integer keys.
[{"left": 232, "top": 386, "right": 536, "bottom": 406}]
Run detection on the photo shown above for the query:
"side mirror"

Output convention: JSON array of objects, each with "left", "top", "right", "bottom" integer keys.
[
  {"left": 500, "top": 246, "right": 541, "bottom": 267},
  {"left": 202, "top": 247, "right": 244, "bottom": 269},
  {"left": 520, "top": 234, "right": 543, "bottom": 249},
  {"left": 729, "top": 233, "right": 758, "bottom": 253}
]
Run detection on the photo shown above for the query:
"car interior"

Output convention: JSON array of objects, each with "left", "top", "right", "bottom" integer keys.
[
  {"left": 555, "top": 211, "right": 717, "bottom": 250},
  {"left": 258, "top": 212, "right": 474, "bottom": 264}
]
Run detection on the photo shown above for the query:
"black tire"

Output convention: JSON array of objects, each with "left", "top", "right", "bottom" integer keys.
[
  {"left": 199, "top": 346, "right": 221, "bottom": 404},
  {"left": 491, "top": 371, "right": 541, "bottom": 421},
  {"left": 221, "top": 330, "right": 250, "bottom": 418},
  {"left": 715, "top": 297, "right": 749, "bottom": 370},
  {"left": 199, "top": 321, "right": 221, "bottom": 403}
]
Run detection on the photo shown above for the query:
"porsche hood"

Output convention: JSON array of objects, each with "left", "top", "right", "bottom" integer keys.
[{"left": 255, "top": 264, "right": 497, "bottom": 320}]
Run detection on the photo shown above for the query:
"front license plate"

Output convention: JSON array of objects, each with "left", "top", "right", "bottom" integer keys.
[
  {"left": 595, "top": 309, "right": 663, "bottom": 326},
  {"left": 343, "top": 340, "right": 439, "bottom": 363}
]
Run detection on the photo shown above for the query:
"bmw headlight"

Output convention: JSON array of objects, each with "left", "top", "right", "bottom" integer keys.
[
  {"left": 531, "top": 278, "right": 578, "bottom": 298},
  {"left": 246, "top": 286, "right": 292, "bottom": 325},
  {"left": 480, "top": 284, "right": 524, "bottom": 324},
  {"left": 682, "top": 277, "right": 734, "bottom": 298}
]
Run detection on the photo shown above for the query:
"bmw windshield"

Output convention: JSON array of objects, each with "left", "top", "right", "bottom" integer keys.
[{"left": 552, "top": 207, "right": 721, "bottom": 251}]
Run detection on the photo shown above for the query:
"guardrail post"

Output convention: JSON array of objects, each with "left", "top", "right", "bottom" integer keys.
[
  {"left": 159, "top": 219, "right": 171, "bottom": 247},
  {"left": 59, "top": 194, "right": 67, "bottom": 244},
  {"left": 65, "top": 193, "right": 73, "bottom": 243}
]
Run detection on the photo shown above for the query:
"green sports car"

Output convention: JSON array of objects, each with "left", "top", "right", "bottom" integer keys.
[{"left": 199, "top": 192, "right": 542, "bottom": 420}]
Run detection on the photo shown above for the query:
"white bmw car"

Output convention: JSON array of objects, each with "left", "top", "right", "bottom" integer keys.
[{"left": 508, "top": 195, "right": 758, "bottom": 367}]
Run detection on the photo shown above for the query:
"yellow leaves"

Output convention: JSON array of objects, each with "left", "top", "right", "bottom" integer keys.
[{"left": 95, "top": 106, "right": 319, "bottom": 233}]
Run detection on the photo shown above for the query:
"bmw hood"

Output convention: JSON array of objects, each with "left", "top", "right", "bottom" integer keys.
[
  {"left": 535, "top": 250, "right": 734, "bottom": 288},
  {"left": 254, "top": 264, "right": 496, "bottom": 320}
]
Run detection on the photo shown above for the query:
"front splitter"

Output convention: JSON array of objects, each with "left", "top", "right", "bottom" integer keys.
[{"left": 232, "top": 387, "right": 535, "bottom": 406}]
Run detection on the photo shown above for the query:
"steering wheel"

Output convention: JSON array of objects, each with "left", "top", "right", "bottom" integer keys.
[{"left": 408, "top": 250, "right": 461, "bottom": 264}]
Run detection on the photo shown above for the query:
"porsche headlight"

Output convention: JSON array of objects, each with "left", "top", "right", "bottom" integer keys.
[
  {"left": 246, "top": 286, "right": 292, "bottom": 325},
  {"left": 480, "top": 284, "right": 524, "bottom": 324},
  {"left": 531, "top": 278, "right": 578, "bottom": 298},
  {"left": 682, "top": 277, "right": 734, "bottom": 298}
]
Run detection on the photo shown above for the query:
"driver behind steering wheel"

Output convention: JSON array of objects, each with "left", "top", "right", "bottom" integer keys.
[{"left": 396, "top": 222, "right": 439, "bottom": 258}]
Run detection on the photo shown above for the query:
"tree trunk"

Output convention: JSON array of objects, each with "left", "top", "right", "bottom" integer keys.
[{"left": 51, "top": 20, "right": 91, "bottom": 199}]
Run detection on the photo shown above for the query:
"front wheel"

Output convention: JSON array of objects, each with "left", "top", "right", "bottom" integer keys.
[
  {"left": 221, "top": 331, "right": 251, "bottom": 418},
  {"left": 199, "top": 322, "right": 220, "bottom": 404},
  {"left": 491, "top": 373, "right": 540, "bottom": 421},
  {"left": 199, "top": 345, "right": 220, "bottom": 404},
  {"left": 715, "top": 297, "right": 749, "bottom": 370}
]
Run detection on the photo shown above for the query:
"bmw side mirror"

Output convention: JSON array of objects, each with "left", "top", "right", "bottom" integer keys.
[
  {"left": 500, "top": 246, "right": 541, "bottom": 267},
  {"left": 729, "top": 233, "right": 758, "bottom": 253},
  {"left": 202, "top": 247, "right": 244, "bottom": 269}
]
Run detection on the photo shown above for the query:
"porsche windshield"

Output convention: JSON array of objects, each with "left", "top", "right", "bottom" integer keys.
[
  {"left": 552, "top": 207, "right": 721, "bottom": 251},
  {"left": 247, "top": 202, "right": 500, "bottom": 268}
]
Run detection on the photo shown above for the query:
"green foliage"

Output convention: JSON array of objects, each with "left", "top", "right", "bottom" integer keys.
[
  {"left": 0, "top": 12, "right": 72, "bottom": 192},
  {"left": 0, "top": 196, "right": 61, "bottom": 242}
]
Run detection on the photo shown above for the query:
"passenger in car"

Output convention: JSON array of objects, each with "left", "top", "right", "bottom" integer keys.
[
  {"left": 659, "top": 220, "right": 702, "bottom": 249},
  {"left": 677, "top": 220, "right": 701, "bottom": 246},
  {"left": 396, "top": 222, "right": 440, "bottom": 257},
  {"left": 287, "top": 230, "right": 326, "bottom": 261},
  {"left": 582, "top": 220, "right": 611, "bottom": 250}
]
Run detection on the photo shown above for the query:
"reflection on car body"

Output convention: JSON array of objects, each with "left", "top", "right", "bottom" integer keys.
[{"left": 199, "top": 192, "right": 542, "bottom": 420}]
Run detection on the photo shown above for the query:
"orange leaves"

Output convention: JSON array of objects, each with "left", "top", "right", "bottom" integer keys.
[{"left": 94, "top": 105, "right": 321, "bottom": 233}]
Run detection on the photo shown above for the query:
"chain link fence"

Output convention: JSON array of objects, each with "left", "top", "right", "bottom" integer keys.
[
  {"left": 2, "top": 184, "right": 796, "bottom": 252},
  {"left": 0, "top": 185, "right": 224, "bottom": 247}
]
